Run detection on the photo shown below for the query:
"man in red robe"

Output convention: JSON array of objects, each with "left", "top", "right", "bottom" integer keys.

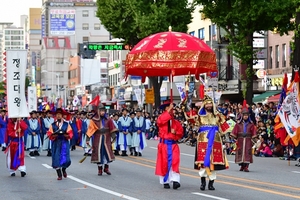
[
  {"left": 86, "top": 104, "right": 118, "bottom": 176},
  {"left": 155, "top": 101, "right": 183, "bottom": 190},
  {"left": 5, "top": 118, "right": 28, "bottom": 177},
  {"left": 231, "top": 105, "right": 257, "bottom": 172}
]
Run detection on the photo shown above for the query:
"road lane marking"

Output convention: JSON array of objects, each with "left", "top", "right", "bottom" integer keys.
[
  {"left": 192, "top": 192, "right": 230, "bottom": 200},
  {"left": 128, "top": 156, "right": 300, "bottom": 191},
  {"left": 149, "top": 146, "right": 234, "bottom": 162},
  {"left": 68, "top": 175, "right": 140, "bottom": 200},
  {"left": 41, "top": 164, "right": 139, "bottom": 200},
  {"left": 42, "top": 164, "right": 52, "bottom": 169},
  {"left": 292, "top": 171, "right": 300, "bottom": 174},
  {"left": 28, "top": 156, "right": 36, "bottom": 159},
  {"left": 117, "top": 157, "right": 300, "bottom": 199}
]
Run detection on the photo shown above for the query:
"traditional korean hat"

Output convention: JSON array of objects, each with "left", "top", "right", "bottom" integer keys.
[
  {"left": 52, "top": 108, "right": 68, "bottom": 115},
  {"left": 30, "top": 110, "right": 37, "bottom": 115},
  {"left": 159, "top": 100, "right": 176, "bottom": 110},
  {"left": 198, "top": 95, "right": 218, "bottom": 116},
  {"left": 98, "top": 103, "right": 106, "bottom": 110},
  {"left": 0, "top": 108, "right": 7, "bottom": 113},
  {"left": 242, "top": 99, "right": 249, "bottom": 114},
  {"left": 135, "top": 108, "right": 142, "bottom": 113}
]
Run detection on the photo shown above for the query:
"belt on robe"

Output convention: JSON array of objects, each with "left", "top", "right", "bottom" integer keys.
[
  {"left": 199, "top": 126, "right": 219, "bottom": 175},
  {"left": 160, "top": 139, "right": 176, "bottom": 182}
]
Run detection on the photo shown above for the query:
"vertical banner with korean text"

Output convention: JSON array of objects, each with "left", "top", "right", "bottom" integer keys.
[
  {"left": 6, "top": 50, "right": 29, "bottom": 118},
  {"left": 175, "top": 82, "right": 186, "bottom": 101},
  {"left": 28, "top": 86, "right": 37, "bottom": 112}
]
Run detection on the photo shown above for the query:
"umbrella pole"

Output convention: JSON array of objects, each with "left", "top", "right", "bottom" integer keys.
[{"left": 170, "top": 74, "right": 173, "bottom": 103}]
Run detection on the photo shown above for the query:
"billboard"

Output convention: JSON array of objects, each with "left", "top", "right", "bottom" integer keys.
[
  {"left": 29, "top": 8, "right": 41, "bottom": 30},
  {"left": 50, "top": 9, "right": 75, "bottom": 35}
]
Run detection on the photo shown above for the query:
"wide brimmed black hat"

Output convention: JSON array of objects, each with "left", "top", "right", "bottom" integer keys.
[
  {"left": 98, "top": 103, "right": 106, "bottom": 110},
  {"left": 51, "top": 108, "right": 68, "bottom": 115},
  {"left": 30, "top": 110, "right": 37, "bottom": 115},
  {"left": 159, "top": 100, "right": 176, "bottom": 110}
]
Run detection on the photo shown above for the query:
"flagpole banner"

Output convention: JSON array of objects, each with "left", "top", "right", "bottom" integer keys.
[
  {"left": 278, "top": 81, "right": 300, "bottom": 146},
  {"left": 28, "top": 86, "right": 37, "bottom": 112},
  {"left": 6, "top": 50, "right": 29, "bottom": 118},
  {"left": 175, "top": 82, "right": 186, "bottom": 101},
  {"left": 134, "top": 88, "right": 145, "bottom": 107}
]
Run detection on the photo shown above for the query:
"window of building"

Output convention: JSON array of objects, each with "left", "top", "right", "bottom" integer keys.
[
  {"left": 282, "top": 43, "right": 286, "bottom": 67},
  {"left": 82, "top": 23, "right": 89, "bottom": 30},
  {"left": 198, "top": 28, "right": 205, "bottom": 40},
  {"left": 212, "top": 24, "right": 216, "bottom": 35},
  {"left": 83, "top": 36, "right": 89, "bottom": 42},
  {"left": 94, "top": 10, "right": 97, "bottom": 17},
  {"left": 189, "top": 31, "right": 195, "bottom": 36},
  {"left": 82, "top": 10, "right": 89, "bottom": 17},
  {"left": 94, "top": 23, "right": 101, "bottom": 30},
  {"left": 11, "top": 36, "right": 21, "bottom": 40},
  {"left": 5, "top": 41, "right": 10, "bottom": 45},
  {"left": 5, "top": 36, "right": 10, "bottom": 40},
  {"left": 4, "top": 30, "right": 10, "bottom": 34},
  {"left": 275, "top": 45, "right": 279, "bottom": 68},
  {"left": 269, "top": 46, "right": 273, "bottom": 69}
]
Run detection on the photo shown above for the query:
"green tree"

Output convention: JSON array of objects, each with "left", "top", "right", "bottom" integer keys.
[
  {"left": 96, "top": 0, "right": 195, "bottom": 108},
  {"left": 196, "top": 0, "right": 296, "bottom": 103}
]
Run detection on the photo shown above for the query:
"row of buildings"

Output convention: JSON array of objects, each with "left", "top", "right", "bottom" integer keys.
[{"left": 0, "top": 1, "right": 293, "bottom": 108}]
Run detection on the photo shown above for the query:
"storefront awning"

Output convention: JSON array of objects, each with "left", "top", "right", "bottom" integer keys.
[
  {"left": 252, "top": 91, "right": 281, "bottom": 103},
  {"left": 267, "top": 93, "right": 281, "bottom": 103}
]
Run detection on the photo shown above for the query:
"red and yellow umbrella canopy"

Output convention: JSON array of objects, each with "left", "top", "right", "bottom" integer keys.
[{"left": 125, "top": 27, "right": 217, "bottom": 80}]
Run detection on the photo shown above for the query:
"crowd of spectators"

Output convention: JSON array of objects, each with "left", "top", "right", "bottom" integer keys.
[{"left": 114, "top": 100, "right": 300, "bottom": 160}]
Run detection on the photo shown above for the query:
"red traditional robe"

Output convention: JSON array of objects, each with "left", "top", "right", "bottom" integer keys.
[
  {"left": 6, "top": 119, "right": 28, "bottom": 170},
  {"left": 76, "top": 118, "right": 82, "bottom": 144},
  {"left": 155, "top": 111, "right": 183, "bottom": 177}
]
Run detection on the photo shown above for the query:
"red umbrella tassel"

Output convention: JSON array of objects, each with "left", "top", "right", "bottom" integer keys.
[{"left": 199, "top": 84, "right": 205, "bottom": 99}]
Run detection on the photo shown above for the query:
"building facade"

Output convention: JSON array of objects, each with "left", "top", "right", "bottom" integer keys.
[
  {"left": 0, "top": 22, "right": 13, "bottom": 81},
  {"left": 40, "top": 0, "right": 111, "bottom": 105}
]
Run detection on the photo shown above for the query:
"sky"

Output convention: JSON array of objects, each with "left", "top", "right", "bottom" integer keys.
[{"left": 0, "top": 0, "right": 42, "bottom": 27}]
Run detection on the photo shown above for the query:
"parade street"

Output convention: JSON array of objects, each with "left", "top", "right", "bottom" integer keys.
[{"left": 0, "top": 140, "right": 299, "bottom": 200}]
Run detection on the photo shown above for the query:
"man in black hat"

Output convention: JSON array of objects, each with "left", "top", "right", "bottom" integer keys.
[
  {"left": 47, "top": 108, "right": 73, "bottom": 180},
  {"left": 131, "top": 109, "right": 147, "bottom": 156},
  {"left": 26, "top": 111, "right": 42, "bottom": 156},
  {"left": 155, "top": 100, "right": 183, "bottom": 190},
  {"left": 117, "top": 108, "right": 133, "bottom": 156},
  {"left": 231, "top": 105, "right": 257, "bottom": 172},
  {"left": 0, "top": 108, "right": 8, "bottom": 151},
  {"left": 86, "top": 104, "right": 118, "bottom": 176}
]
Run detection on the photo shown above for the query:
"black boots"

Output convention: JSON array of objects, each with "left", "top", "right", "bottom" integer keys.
[
  {"left": 98, "top": 166, "right": 103, "bottom": 176},
  {"left": 208, "top": 180, "right": 215, "bottom": 190},
  {"left": 62, "top": 168, "right": 67, "bottom": 178},
  {"left": 47, "top": 150, "right": 52, "bottom": 157},
  {"left": 56, "top": 169, "right": 62, "bottom": 180},
  {"left": 104, "top": 164, "right": 111, "bottom": 175},
  {"left": 173, "top": 181, "right": 180, "bottom": 189},
  {"left": 121, "top": 151, "right": 128, "bottom": 156},
  {"left": 114, "top": 150, "right": 120, "bottom": 156},
  {"left": 200, "top": 177, "right": 206, "bottom": 190},
  {"left": 200, "top": 177, "right": 215, "bottom": 190},
  {"left": 98, "top": 165, "right": 111, "bottom": 175}
]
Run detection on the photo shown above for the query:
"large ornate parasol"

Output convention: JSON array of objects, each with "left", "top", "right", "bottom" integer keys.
[{"left": 125, "top": 26, "right": 217, "bottom": 102}]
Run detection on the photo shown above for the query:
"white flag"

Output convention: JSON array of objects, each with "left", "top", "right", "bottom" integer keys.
[
  {"left": 175, "top": 82, "right": 186, "bottom": 101},
  {"left": 28, "top": 86, "right": 37, "bottom": 112},
  {"left": 6, "top": 50, "right": 29, "bottom": 118}
]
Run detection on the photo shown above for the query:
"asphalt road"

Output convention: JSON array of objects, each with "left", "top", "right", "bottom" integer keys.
[{"left": 0, "top": 140, "right": 299, "bottom": 200}]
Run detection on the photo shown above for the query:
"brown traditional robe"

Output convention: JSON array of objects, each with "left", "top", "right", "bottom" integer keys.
[
  {"left": 87, "top": 116, "right": 118, "bottom": 164},
  {"left": 231, "top": 121, "right": 257, "bottom": 164}
]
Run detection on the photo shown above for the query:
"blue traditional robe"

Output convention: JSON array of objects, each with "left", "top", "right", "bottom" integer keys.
[
  {"left": 112, "top": 119, "right": 119, "bottom": 150},
  {"left": 69, "top": 117, "right": 79, "bottom": 147},
  {"left": 43, "top": 117, "right": 54, "bottom": 150},
  {"left": 48, "top": 121, "right": 72, "bottom": 168},
  {"left": 117, "top": 116, "right": 133, "bottom": 150},
  {"left": 132, "top": 116, "right": 147, "bottom": 150},
  {"left": 81, "top": 118, "right": 90, "bottom": 148},
  {"left": 0, "top": 115, "right": 8, "bottom": 145},
  {"left": 26, "top": 118, "right": 42, "bottom": 150}
]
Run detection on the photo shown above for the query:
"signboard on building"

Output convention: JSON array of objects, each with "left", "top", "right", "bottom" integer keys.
[
  {"left": 253, "top": 59, "right": 265, "bottom": 69},
  {"left": 253, "top": 38, "right": 264, "bottom": 48},
  {"left": 29, "top": 8, "right": 41, "bottom": 30},
  {"left": 48, "top": 1, "right": 95, "bottom": 7},
  {"left": 41, "top": 15, "right": 46, "bottom": 38},
  {"left": 88, "top": 44, "right": 130, "bottom": 51},
  {"left": 50, "top": 9, "right": 75, "bottom": 36}
]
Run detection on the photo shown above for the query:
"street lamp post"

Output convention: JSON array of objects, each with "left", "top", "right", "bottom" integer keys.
[{"left": 42, "top": 70, "right": 60, "bottom": 100}]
